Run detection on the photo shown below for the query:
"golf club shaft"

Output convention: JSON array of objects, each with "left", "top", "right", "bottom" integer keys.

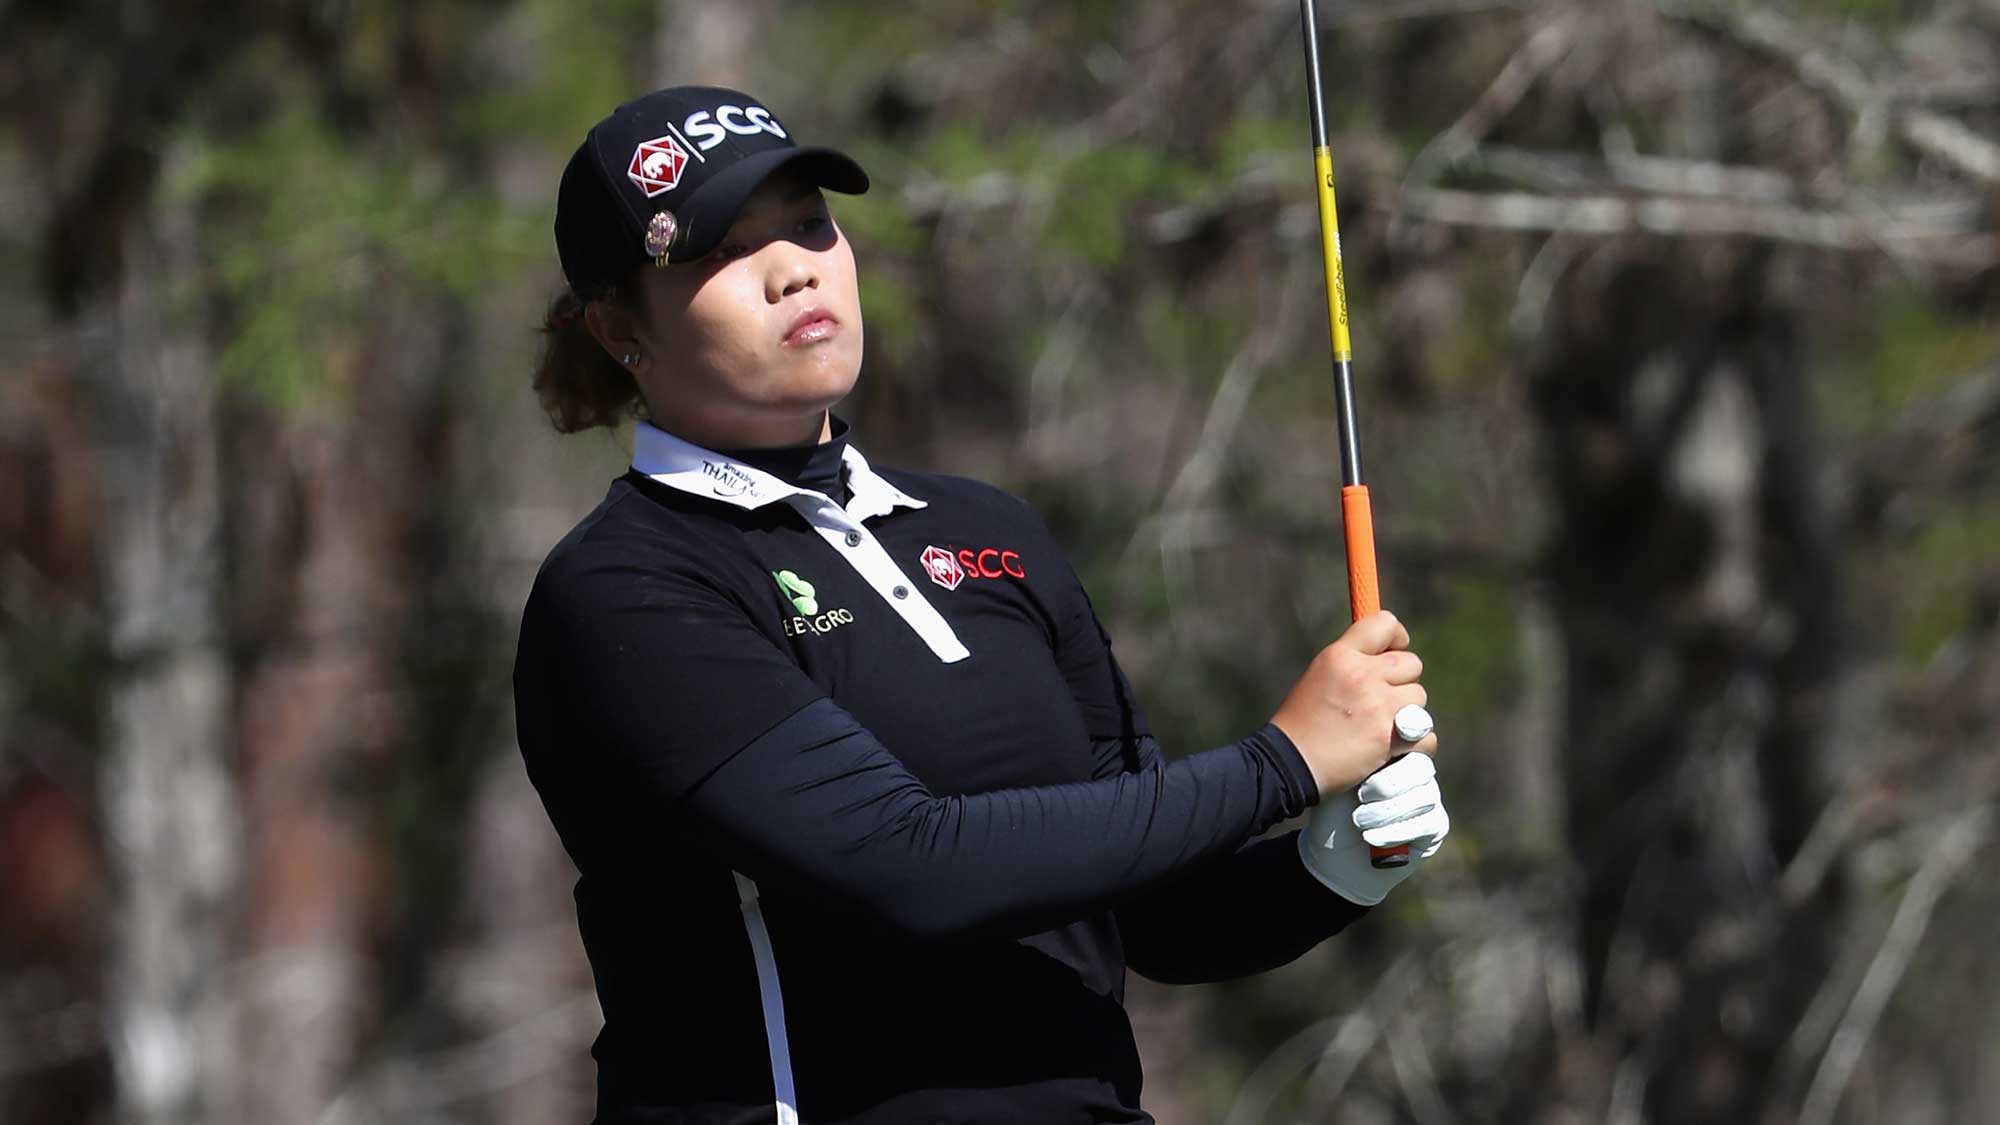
[{"left": 1300, "top": 0, "right": 1409, "bottom": 868}]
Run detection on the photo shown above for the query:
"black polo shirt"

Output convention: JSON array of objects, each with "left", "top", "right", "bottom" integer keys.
[{"left": 513, "top": 419, "right": 1366, "bottom": 1124}]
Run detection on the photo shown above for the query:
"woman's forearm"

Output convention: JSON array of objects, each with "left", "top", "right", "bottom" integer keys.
[{"left": 681, "top": 698, "right": 1317, "bottom": 942}]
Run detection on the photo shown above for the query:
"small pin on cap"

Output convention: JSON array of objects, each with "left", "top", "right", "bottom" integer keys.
[{"left": 644, "top": 211, "right": 678, "bottom": 265}]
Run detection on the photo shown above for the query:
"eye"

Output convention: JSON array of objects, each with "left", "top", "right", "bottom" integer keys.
[
  {"left": 706, "top": 242, "right": 749, "bottom": 264},
  {"left": 798, "top": 215, "right": 829, "bottom": 234}
]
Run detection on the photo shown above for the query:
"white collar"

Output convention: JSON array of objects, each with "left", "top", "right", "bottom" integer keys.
[{"left": 629, "top": 420, "right": 926, "bottom": 522}]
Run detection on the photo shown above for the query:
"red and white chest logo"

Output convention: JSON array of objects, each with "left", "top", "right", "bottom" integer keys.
[
  {"left": 627, "top": 135, "right": 690, "bottom": 197},
  {"left": 920, "top": 545, "right": 1026, "bottom": 590},
  {"left": 919, "top": 546, "right": 965, "bottom": 591}
]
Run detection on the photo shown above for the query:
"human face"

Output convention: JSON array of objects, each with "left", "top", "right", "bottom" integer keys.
[{"left": 626, "top": 169, "right": 864, "bottom": 448}]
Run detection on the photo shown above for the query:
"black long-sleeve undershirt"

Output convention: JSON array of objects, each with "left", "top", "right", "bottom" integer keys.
[
  {"left": 1100, "top": 737, "right": 1370, "bottom": 983},
  {"left": 683, "top": 700, "right": 1319, "bottom": 944}
]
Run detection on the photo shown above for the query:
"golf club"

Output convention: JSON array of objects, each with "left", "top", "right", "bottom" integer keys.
[{"left": 1299, "top": 0, "right": 1408, "bottom": 868}]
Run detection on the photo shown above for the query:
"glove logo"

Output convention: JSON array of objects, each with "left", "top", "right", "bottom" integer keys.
[
  {"left": 627, "top": 135, "right": 691, "bottom": 197},
  {"left": 919, "top": 545, "right": 964, "bottom": 591}
]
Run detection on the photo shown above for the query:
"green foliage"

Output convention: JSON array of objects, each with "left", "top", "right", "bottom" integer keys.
[
  {"left": 855, "top": 268, "right": 927, "bottom": 373},
  {"left": 835, "top": 179, "right": 929, "bottom": 372},
  {"left": 1214, "top": 113, "right": 1301, "bottom": 181},
  {"left": 1818, "top": 280, "right": 2000, "bottom": 438},
  {"left": 1877, "top": 496, "right": 2000, "bottom": 669},
  {"left": 1792, "top": 0, "right": 1936, "bottom": 30},
  {"left": 772, "top": 0, "right": 940, "bottom": 102},
  {"left": 1409, "top": 571, "right": 1519, "bottom": 726},
  {"left": 1137, "top": 286, "right": 1258, "bottom": 387},
  {"left": 463, "top": 0, "right": 659, "bottom": 144},
  {"left": 0, "top": 591, "right": 108, "bottom": 757},
  {"left": 832, "top": 164, "right": 927, "bottom": 259},
  {"left": 1045, "top": 141, "right": 1191, "bottom": 270},
  {"left": 137, "top": 0, "right": 643, "bottom": 417},
  {"left": 165, "top": 101, "right": 537, "bottom": 415},
  {"left": 898, "top": 117, "right": 1204, "bottom": 272},
  {"left": 1423, "top": 250, "right": 1517, "bottom": 398},
  {"left": 0, "top": 136, "right": 34, "bottom": 342}
]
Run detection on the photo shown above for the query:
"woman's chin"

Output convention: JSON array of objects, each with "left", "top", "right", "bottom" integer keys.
[
  {"left": 738, "top": 383, "right": 852, "bottom": 433},
  {"left": 782, "top": 353, "right": 862, "bottom": 408}
]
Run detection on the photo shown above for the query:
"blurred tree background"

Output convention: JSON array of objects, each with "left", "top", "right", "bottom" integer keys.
[{"left": 3, "top": 0, "right": 1997, "bottom": 1122}]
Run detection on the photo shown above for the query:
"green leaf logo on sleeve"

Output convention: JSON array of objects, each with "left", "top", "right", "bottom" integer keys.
[{"left": 773, "top": 570, "right": 818, "bottom": 616}]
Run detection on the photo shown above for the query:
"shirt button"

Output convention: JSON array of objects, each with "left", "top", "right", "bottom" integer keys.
[
  {"left": 892, "top": 585, "right": 909, "bottom": 599},
  {"left": 844, "top": 530, "right": 863, "bottom": 547}
]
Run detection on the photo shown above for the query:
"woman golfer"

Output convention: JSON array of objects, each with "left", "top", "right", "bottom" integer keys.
[{"left": 514, "top": 86, "right": 1450, "bottom": 1125}]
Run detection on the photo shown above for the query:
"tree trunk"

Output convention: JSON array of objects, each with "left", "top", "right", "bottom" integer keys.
[
  {"left": 89, "top": 190, "right": 243, "bottom": 1125},
  {"left": 1533, "top": 244, "right": 1845, "bottom": 1124}
]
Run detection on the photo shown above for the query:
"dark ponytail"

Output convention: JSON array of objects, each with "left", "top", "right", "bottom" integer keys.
[{"left": 532, "top": 288, "right": 646, "bottom": 434}]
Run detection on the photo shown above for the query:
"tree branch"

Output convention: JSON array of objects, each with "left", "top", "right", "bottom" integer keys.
[
  {"left": 1797, "top": 806, "right": 1994, "bottom": 1125},
  {"left": 1397, "top": 186, "right": 1993, "bottom": 267},
  {"left": 1402, "top": 10, "right": 1585, "bottom": 190},
  {"left": 1323, "top": 0, "right": 1534, "bottom": 27},
  {"left": 1652, "top": 0, "right": 2000, "bottom": 185}
]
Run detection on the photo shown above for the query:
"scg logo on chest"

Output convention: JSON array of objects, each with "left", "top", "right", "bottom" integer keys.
[{"left": 919, "top": 545, "right": 1026, "bottom": 591}]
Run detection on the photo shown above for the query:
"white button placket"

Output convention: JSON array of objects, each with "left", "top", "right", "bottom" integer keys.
[{"left": 792, "top": 497, "right": 970, "bottom": 664}]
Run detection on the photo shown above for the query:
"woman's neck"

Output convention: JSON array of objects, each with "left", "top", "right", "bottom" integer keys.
[
  {"left": 712, "top": 416, "right": 852, "bottom": 501},
  {"left": 649, "top": 409, "right": 832, "bottom": 451}
]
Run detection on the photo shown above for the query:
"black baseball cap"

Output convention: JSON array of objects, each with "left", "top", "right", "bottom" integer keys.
[{"left": 554, "top": 86, "right": 870, "bottom": 298}]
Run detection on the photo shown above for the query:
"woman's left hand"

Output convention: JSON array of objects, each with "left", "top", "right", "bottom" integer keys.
[{"left": 1296, "top": 751, "right": 1450, "bottom": 906}]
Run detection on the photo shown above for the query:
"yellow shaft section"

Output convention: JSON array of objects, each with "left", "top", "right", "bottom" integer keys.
[{"left": 1313, "top": 146, "right": 1352, "bottom": 362}]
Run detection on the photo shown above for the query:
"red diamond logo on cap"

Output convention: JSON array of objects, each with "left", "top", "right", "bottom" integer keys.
[
  {"left": 627, "top": 135, "right": 690, "bottom": 198},
  {"left": 920, "top": 546, "right": 964, "bottom": 591}
]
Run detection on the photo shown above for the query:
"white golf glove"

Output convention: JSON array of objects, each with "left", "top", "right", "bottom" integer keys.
[{"left": 1297, "top": 751, "right": 1450, "bottom": 906}]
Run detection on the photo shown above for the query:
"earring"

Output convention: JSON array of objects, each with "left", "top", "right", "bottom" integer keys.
[{"left": 622, "top": 352, "right": 639, "bottom": 366}]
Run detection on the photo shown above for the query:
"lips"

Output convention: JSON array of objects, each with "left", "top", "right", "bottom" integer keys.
[{"left": 783, "top": 306, "right": 839, "bottom": 347}]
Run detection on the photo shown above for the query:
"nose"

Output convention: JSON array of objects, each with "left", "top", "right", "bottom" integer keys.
[{"left": 765, "top": 243, "right": 819, "bottom": 303}]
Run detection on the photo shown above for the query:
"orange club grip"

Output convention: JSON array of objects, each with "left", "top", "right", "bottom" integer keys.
[
  {"left": 1341, "top": 485, "right": 1409, "bottom": 868},
  {"left": 1340, "top": 485, "right": 1380, "bottom": 620}
]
